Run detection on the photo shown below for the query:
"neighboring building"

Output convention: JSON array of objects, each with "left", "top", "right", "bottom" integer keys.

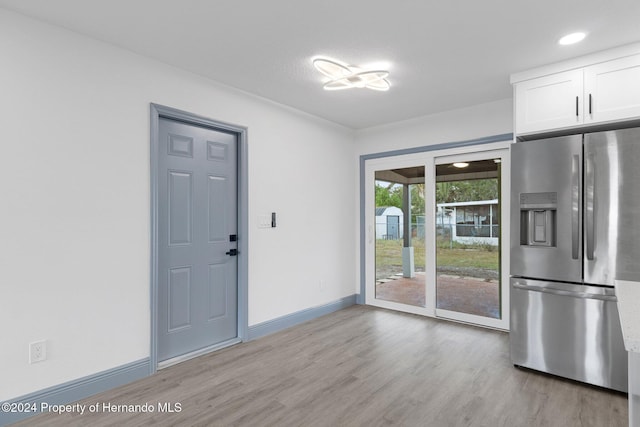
[
  {"left": 375, "top": 206, "right": 404, "bottom": 240},
  {"left": 436, "top": 199, "right": 499, "bottom": 246}
]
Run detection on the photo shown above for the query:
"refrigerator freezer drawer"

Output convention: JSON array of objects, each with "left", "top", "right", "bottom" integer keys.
[{"left": 510, "top": 278, "right": 627, "bottom": 392}]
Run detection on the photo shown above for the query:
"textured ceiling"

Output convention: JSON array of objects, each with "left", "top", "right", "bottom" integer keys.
[{"left": 1, "top": 0, "right": 639, "bottom": 129}]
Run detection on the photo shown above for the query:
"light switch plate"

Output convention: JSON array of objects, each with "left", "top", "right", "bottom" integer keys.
[{"left": 258, "top": 214, "right": 271, "bottom": 228}]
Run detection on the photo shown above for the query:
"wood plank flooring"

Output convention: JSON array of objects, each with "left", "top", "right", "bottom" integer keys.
[{"left": 13, "top": 306, "right": 627, "bottom": 426}]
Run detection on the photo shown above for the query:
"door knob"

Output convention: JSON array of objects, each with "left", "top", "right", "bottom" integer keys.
[{"left": 225, "top": 249, "right": 238, "bottom": 256}]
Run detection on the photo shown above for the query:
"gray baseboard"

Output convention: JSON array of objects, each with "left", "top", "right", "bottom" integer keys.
[
  {"left": 0, "top": 358, "right": 150, "bottom": 426},
  {"left": 248, "top": 294, "right": 357, "bottom": 341}
]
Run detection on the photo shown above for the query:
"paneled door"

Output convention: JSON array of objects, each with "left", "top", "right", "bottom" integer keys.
[{"left": 157, "top": 117, "right": 238, "bottom": 363}]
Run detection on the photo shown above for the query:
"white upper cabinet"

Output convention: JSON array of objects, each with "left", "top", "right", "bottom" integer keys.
[
  {"left": 584, "top": 54, "right": 640, "bottom": 124},
  {"left": 513, "top": 50, "right": 640, "bottom": 136},
  {"left": 515, "top": 69, "right": 583, "bottom": 134}
]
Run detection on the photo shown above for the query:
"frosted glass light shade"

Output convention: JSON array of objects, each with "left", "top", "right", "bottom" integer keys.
[{"left": 313, "top": 58, "right": 390, "bottom": 91}]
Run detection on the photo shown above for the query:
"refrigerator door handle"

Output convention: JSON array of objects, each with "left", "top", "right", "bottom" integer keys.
[
  {"left": 512, "top": 282, "right": 617, "bottom": 302},
  {"left": 571, "top": 154, "right": 580, "bottom": 259},
  {"left": 586, "top": 152, "right": 595, "bottom": 260}
]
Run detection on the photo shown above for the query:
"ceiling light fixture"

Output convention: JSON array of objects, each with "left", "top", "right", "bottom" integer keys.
[
  {"left": 453, "top": 162, "right": 470, "bottom": 168},
  {"left": 558, "top": 32, "right": 586, "bottom": 46},
  {"left": 313, "top": 58, "right": 390, "bottom": 91}
]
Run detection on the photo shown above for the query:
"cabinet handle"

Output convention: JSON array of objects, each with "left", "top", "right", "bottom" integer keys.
[
  {"left": 575, "top": 96, "right": 579, "bottom": 117},
  {"left": 589, "top": 93, "right": 592, "bottom": 115}
]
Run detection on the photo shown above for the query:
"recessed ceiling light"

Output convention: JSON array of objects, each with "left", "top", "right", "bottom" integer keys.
[
  {"left": 313, "top": 57, "right": 390, "bottom": 91},
  {"left": 453, "top": 162, "right": 469, "bottom": 168},
  {"left": 558, "top": 32, "right": 586, "bottom": 46}
]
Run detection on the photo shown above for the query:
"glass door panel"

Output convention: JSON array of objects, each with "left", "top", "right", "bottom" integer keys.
[
  {"left": 435, "top": 159, "right": 501, "bottom": 319},
  {"left": 374, "top": 166, "right": 425, "bottom": 308}
]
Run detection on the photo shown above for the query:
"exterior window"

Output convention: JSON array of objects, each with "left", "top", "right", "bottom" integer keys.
[{"left": 454, "top": 204, "right": 499, "bottom": 238}]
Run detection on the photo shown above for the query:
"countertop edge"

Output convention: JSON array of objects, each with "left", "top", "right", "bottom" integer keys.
[{"left": 615, "top": 279, "right": 640, "bottom": 353}]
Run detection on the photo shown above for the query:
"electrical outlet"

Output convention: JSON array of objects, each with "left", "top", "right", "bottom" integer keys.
[{"left": 29, "top": 341, "right": 47, "bottom": 364}]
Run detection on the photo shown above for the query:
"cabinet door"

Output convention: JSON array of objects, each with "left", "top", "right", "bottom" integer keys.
[
  {"left": 584, "top": 54, "right": 640, "bottom": 124},
  {"left": 515, "top": 69, "right": 583, "bottom": 135}
]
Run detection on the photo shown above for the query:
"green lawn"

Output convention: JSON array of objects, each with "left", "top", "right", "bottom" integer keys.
[{"left": 375, "top": 238, "right": 499, "bottom": 271}]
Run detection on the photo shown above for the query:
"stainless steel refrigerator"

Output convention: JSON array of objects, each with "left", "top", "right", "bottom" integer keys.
[{"left": 510, "top": 126, "right": 640, "bottom": 392}]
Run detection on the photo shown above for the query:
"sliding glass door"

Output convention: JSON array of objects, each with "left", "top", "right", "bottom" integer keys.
[
  {"left": 374, "top": 166, "right": 426, "bottom": 308},
  {"left": 431, "top": 150, "right": 509, "bottom": 328},
  {"left": 365, "top": 155, "right": 430, "bottom": 316},
  {"left": 433, "top": 155, "right": 505, "bottom": 328},
  {"left": 363, "top": 144, "right": 510, "bottom": 329}
]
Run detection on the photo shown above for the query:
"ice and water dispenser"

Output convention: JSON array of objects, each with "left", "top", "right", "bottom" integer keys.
[{"left": 519, "top": 192, "right": 557, "bottom": 247}]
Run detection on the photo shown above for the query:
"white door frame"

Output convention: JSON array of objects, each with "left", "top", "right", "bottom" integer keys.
[
  {"left": 362, "top": 139, "right": 511, "bottom": 330},
  {"left": 149, "top": 104, "right": 249, "bottom": 373}
]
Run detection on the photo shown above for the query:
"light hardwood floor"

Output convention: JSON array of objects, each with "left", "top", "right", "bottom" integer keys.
[{"left": 13, "top": 306, "right": 627, "bottom": 426}]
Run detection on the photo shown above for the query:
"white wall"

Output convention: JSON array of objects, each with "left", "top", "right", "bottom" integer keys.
[
  {"left": 355, "top": 99, "right": 513, "bottom": 154},
  {"left": 0, "top": 9, "right": 356, "bottom": 400}
]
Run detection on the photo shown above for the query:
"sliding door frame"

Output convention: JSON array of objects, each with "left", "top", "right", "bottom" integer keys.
[{"left": 359, "top": 135, "right": 512, "bottom": 329}]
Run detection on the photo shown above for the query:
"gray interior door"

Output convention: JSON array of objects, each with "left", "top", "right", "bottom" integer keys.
[{"left": 157, "top": 117, "right": 238, "bottom": 362}]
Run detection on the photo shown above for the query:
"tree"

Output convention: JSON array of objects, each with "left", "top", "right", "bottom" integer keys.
[
  {"left": 375, "top": 182, "right": 426, "bottom": 230},
  {"left": 410, "top": 183, "right": 425, "bottom": 216},
  {"left": 378, "top": 179, "right": 498, "bottom": 207},
  {"left": 436, "top": 179, "right": 498, "bottom": 203},
  {"left": 375, "top": 182, "right": 403, "bottom": 208}
]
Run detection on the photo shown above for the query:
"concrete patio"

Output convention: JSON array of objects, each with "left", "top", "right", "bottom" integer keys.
[{"left": 375, "top": 272, "right": 500, "bottom": 318}]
